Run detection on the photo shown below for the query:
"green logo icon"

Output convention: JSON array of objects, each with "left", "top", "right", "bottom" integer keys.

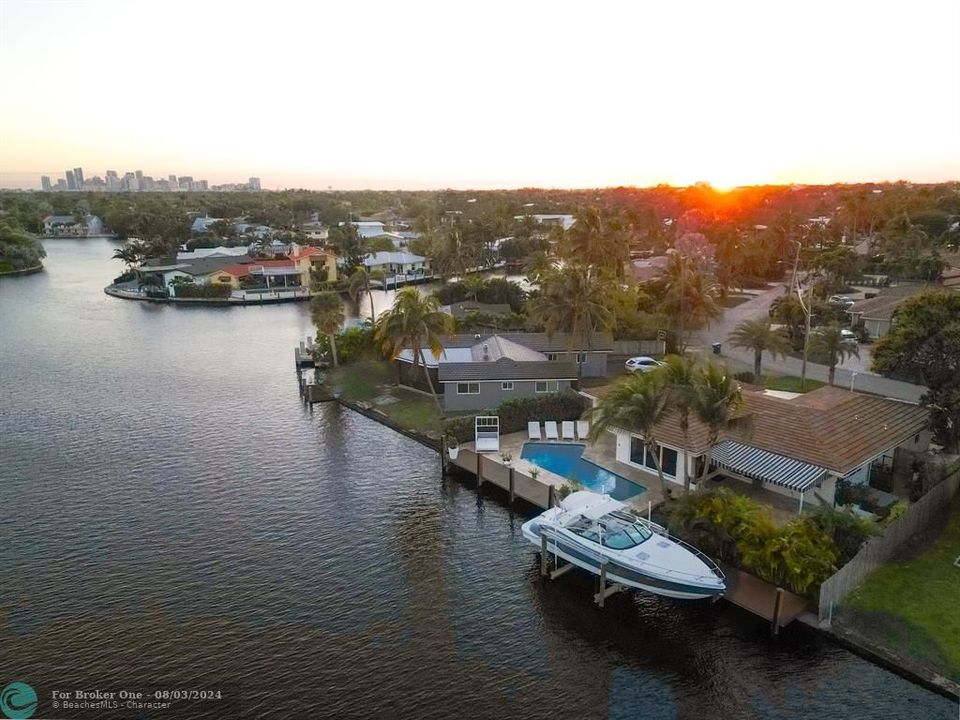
[{"left": 0, "top": 683, "right": 37, "bottom": 720}]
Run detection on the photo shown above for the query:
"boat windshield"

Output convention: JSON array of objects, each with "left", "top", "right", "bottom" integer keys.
[{"left": 567, "top": 513, "right": 652, "bottom": 550}]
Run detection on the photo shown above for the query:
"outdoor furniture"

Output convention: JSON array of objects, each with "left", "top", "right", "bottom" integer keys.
[
  {"left": 544, "top": 421, "right": 559, "bottom": 441},
  {"left": 527, "top": 422, "right": 542, "bottom": 441},
  {"left": 577, "top": 420, "right": 590, "bottom": 440},
  {"left": 475, "top": 416, "right": 501, "bottom": 454},
  {"left": 561, "top": 421, "right": 575, "bottom": 440}
]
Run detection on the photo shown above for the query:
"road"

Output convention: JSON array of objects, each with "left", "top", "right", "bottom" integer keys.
[{"left": 691, "top": 285, "right": 927, "bottom": 403}]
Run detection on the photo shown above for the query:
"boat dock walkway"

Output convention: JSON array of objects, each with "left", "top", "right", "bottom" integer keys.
[{"left": 720, "top": 564, "right": 807, "bottom": 632}]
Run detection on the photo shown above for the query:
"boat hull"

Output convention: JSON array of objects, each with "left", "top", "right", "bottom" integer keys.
[{"left": 523, "top": 522, "right": 724, "bottom": 600}]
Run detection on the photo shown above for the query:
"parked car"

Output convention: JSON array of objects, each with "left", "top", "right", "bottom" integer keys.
[
  {"left": 625, "top": 356, "right": 664, "bottom": 373},
  {"left": 840, "top": 329, "right": 858, "bottom": 342},
  {"left": 829, "top": 295, "right": 856, "bottom": 308}
]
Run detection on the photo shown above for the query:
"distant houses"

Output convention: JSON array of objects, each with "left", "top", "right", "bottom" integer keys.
[
  {"left": 42, "top": 214, "right": 105, "bottom": 237},
  {"left": 363, "top": 250, "right": 430, "bottom": 279}
]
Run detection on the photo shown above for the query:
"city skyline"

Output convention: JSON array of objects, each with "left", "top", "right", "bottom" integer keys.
[
  {"left": 1, "top": 1, "right": 959, "bottom": 191},
  {"left": 37, "top": 166, "right": 261, "bottom": 193}
]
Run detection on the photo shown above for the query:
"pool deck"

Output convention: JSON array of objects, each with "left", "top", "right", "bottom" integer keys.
[{"left": 458, "top": 430, "right": 665, "bottom": 512}]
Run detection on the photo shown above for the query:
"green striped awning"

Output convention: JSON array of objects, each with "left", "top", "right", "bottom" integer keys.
[{"left": 709, "top": 440, "right": 828, "bottom": 492}]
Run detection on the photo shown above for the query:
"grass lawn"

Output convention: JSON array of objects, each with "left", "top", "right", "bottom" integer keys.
[
  {"left": 762, "top": 375, "right": 824, "bottom": 393},
  {"left": 843, "top": 495, "right": 960, "bottom": 680},
  {"left": 324, "top": 360, "right": 444, "bottom": 433}
]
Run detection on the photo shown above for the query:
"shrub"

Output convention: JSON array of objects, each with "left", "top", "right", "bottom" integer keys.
[
  {"left": 173, "top": 283, "right": 232, "bottom": 299},
  {"left": 733, "top": 371, "right": 755, "bottom": 384},
  {"left": 810, "top": 506, "right": 880, "bottom": 565},
  {"left": 443, "top": 390, "right": 589, "bottom": 442}
]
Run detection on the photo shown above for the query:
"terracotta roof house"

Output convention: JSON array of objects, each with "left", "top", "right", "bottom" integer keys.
[{"left": 591, "top": 384, "right": 930, "bottom": 513}]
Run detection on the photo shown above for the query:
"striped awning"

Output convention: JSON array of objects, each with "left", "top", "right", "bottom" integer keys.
[{"left": 709, "top": 440, "right": 828, "bottom": 492}]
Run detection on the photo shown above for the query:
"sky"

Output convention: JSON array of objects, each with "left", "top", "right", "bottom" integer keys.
[{"left": 1, "top": 0, "right": 958, "bottom": 191}]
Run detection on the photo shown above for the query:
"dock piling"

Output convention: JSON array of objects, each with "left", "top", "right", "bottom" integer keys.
[
  {"left": 771, "top": 587, "right": 785, "bottom": 635},
  {"left": 540, "top": 535, "right": 548, "bottom": 577},
  {"left": 508, "top": 467, "right": 515, "bottom": 505},
  {"left": 476, "top": 453, "right": 483, "bottom": 491}
]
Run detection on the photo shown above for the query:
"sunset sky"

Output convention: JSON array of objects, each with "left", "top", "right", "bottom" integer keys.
[{"left": 1, "top": 0, "right": 958, "bottom": 190}]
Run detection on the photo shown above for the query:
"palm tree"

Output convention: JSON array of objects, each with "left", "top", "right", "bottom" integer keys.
[
  {"left": 588, "top": 372, "right": 672, "bottom": 499},
  {"left": 530, "top": 264, "right": 615, "bottom": 385},
  {"left": 808, "top": 324, "right": 860, "bottom": 385},
  {"left": 112, "top": 240, "right": 146, "bottom": 268},
  {"left": 310, "top": 292, "right": 345, "bottom": 367},
  {"left": 654, "top": 354, "right": 698, "bottom": 491},
  {"left": 689, "top": 363, "right": 745, "bottom": 488},
  {"left": 662, "top": 249, "right": 720, "bottom": 351},
  {"left": 348, "top": 266, "right": 384, "bottom": 323},
  {"left": 563, "top": 207, "right": 628, "bottom": 277},
  {"left": 375, "top": 287, "right": 453, "bottom": 412},
  {"left": 727, "top": 317, "right": 792, "bottom": 379}
]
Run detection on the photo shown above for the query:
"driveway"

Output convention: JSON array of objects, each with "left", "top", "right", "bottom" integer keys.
[{"left": 691, "top": 285, "right": 927, "bottom": 403}]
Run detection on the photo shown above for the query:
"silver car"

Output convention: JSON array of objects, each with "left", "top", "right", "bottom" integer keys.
[{"left": 625, "top": 356, "right": 664, "bottom": 373}]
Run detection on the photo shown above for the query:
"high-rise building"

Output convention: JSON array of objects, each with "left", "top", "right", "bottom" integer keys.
[
  {"left": 73, "top": 167, "right": 84, "bottom": 189},
  {"left": 198, "top": 180, "right": 209, "bottom": 191},
  {"left": 106, "top": 170, "right": 119, "bottom": 191},
  {"left": 55, "top": 179, "right": 67, "bottom": 191},
  {"left": 41, "top": 176, "right": 52, "bottom": 192},
  {"left": 178, "top": 176, "right": 193, "bottom": 190},
  {"left": 168, "top": 174, "right": 177, "bottom": 186},
  {"left": 248, "top": 177, "right": 261, "bottom": 191},
  {"left": 65, "top": 170, "right": 76, "bottom": 190}
]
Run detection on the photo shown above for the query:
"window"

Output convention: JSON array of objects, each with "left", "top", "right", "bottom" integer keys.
[
  {"left": 577, "top": 352, "right": 587, "bottom": 363},
  {"left": 629, "top": 436, "right": 678, "bottom": 478},
  {"left": 535, "top": 380, "right": 559, "bottom": 393},
  {"left": 218, "top": 275, "right": 231, "bottom": 283},
  {"left": 546, "top": 353, "right": 558, "bottom": 361},
  {"left": 456, "top": 383, "right": 479, "bottom": 395},
  {"left": 501, "top": 382, "right": 514, "bottom": 391}
]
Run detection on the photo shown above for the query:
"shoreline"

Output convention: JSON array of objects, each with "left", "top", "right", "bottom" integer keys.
[
  {"left": 104, "top": 285, "right": 310, "bottom": 306},
  {"left": 325, "top": 388, "right": 960, "bottom": 703},
  {"left": 0, "top": 263, "right": 44, "bottom": 277}
]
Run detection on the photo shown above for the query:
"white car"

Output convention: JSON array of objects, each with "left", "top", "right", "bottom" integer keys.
[
  {"left": 840, "top": 329, "right": 858, "bottom": 342},
  {"left": 625, "top": 356, "right": 664, "bottom": 373}
]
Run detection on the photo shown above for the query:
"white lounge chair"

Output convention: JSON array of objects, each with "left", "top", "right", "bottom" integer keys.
[
  {"left": 561, "top": 421, "right": 575, "bottom": 440},
  {"left": 544, "top": 421, "right": 559, "bottom": 441},
  {"left": 527, "top": 421, "right": 542, "bottom": 441},
  {"left": 577, "top": 420, "right": 590, "bottom": 440}
]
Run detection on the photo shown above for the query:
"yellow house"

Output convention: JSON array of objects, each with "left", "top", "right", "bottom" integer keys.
[
  {"left": 207, "top": 264, "right": 250, "bottom": 289},
  {"left": 290, "top": 245, "right": 338, "bottom": 285}
]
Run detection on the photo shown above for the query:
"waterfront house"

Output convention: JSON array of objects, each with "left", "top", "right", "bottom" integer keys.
[
  {"left": 290, "top": 244, "right": 338, "bottom": 283},
  {"left": 208, "top": 260, "right": 303, "bottom": 290},
  {"left": 594, "top": 384, "right": 930, "bottom": 513},
  {"left": 42, "top": 214, "right": 104, "bottom": 236},
  {"left": 397, "top": 334, "right": 579, "bottom": 411},
  {"left": 363, "top": 251, "right": 430, "bottom": 277}
]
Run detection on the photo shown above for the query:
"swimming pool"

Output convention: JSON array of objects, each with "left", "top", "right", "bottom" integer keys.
[{"left": 519, "top": 443, "right": 646, "bottom": 500}]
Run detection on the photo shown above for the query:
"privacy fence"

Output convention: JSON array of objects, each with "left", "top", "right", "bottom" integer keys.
[{"left": 818, "top": 460, "right": 960, "bottom": 624}]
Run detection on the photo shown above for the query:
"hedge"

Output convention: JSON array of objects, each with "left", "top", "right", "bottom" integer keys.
[
  {"left": 444, "top": 390, "right": 589, "bottom": 443},
  {"left": 173, "top": 283, "right": 232, "bottom": 299}
]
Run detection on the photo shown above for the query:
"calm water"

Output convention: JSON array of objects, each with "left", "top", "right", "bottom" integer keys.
[{"left": 0, "top": 239, "right": 953, "bottom": 719}]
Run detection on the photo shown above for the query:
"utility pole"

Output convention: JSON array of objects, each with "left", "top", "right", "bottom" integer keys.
[{"left": 793, "top": 240, "right": 812, "bottom": 391}]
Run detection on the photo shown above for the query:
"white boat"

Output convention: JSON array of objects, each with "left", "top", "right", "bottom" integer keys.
[{"left": 522, "top": 491, "right": 725, "bottom": 600}]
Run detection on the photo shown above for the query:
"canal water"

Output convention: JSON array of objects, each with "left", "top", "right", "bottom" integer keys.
[{"left": 0, "top": 239, "right": 953, "bottom": 719}]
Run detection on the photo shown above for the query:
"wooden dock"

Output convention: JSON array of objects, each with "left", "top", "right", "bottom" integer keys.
[{"left": 720, "top": 564, "right": 807, "bottom": 632}]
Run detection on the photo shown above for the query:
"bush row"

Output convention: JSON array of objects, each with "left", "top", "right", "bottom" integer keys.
[
  {"left": 444, "top": 390, "right": 589, "bottom": 443},
  {"left": 174, "top": 283, "right": 232, "bottom": 299}
]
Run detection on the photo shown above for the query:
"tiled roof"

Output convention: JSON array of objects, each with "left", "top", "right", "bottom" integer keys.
[
  {"left": 438, "top": 359, "right": 578, "bottom": 382},
  {"left": 605, "top": 385, "right": 928, "bottom": 476}
]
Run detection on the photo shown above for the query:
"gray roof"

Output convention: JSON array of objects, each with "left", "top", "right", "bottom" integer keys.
[
  {"left": 438, "top": 359, "right": 578, "bottom": 382},
  {"left": 849, "top": 284, "right": 928, "bottom": 320},
  {"left": 441, "top": 332, "right": 614, "bottom": 353},
  {"left": 139, "top": 255, "right": 252, "bottom": 276}
]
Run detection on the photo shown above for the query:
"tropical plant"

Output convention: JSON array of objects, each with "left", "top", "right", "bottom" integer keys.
[
  {"left": 563, "top": 207, "right": 628, "bottom": 277},
  {"left": 807, "top": 323, "right": 860, "bottom": 385},
  {"left": 810, "top": 506, "right": 879, "bottom": 565},
  {"left": 111, "top": 241, "right": 146, "bottom": 268},
  {"left": 769, "top": 294, "right": 808, "bottom": 349},
  {"left": 530, "top": 263, "right": 615, "bottom": 384},
  {"left": 727, "top": 317, "right": 792, "bottom": 378},
  {"left": 0, "top": 222, "right": 46, "bottom": 271},
  {"left": 310, "top": 292, "right": 345, "bottom": 367},
  {"left": 661, "top": 249, "right": 721, "bottom": 350},
  {"left": 348, "top": 266, "right": 384, "bottom": 323},
  {"left": 689, "top": 363, "right": 746, "bottom": 487},
  {"left": 588, "top": 372, "right": 672, "bottom": 499},
  {"left": 654, "top": 354, "right": 699, "bottom": 491},
  {"left": 375, "top": 287, "right": 453, "bottom": 412}
]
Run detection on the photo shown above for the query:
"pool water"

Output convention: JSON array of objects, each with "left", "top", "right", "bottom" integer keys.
[{"left": 520, "top": 443, "right": 646, "bottom": 500}]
